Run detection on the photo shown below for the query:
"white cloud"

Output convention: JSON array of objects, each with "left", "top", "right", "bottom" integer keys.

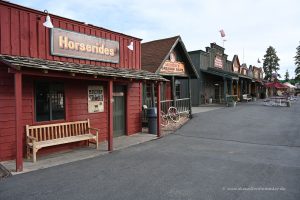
[{"left": 12, "top": 0, "right": 300, "bottom": 77}]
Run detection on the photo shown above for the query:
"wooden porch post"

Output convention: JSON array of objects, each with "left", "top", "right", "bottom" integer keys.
[
  {"left": 108, "top": 80, "right": 113, "bottom": 151},
  {"left": 240, "top": 79, "right": 244, "bottom": 100},
  {"left": 171, "top": 76, "right": 176, "bottom": 106},
  {"left": 151, "top": 83, "right": 155, "bottom": 107},
  {"left": 188, "top": 77, "right": 192, "bottom": 118},
  {"left": 236, "top": 80, "right": 239, "bottom": 99},
  {"left": 15, "top": 72, "right": 23, "bottom": 172},
  {"left": 230, "top": 79, "right": 233, "bottom": 95},
  {"left": 223, "top": 77, "right": 227, "bottom": 103},
  {"left": 156, "top": 82, "right": 161, "bottom": 138}
]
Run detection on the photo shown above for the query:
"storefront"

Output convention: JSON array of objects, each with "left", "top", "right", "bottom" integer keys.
[
  {"left": 189, "top": 43, "right": 238, "bottom": 105},
  {"left": 141, "top": 36, "right": 198, "bottom": 121},
  {"left": 251, "top": 66, "right": 265, "bottom": 98},
  {"left": 0, "top": 1, "right": 165, "bottom": 171},
  {"left": 231, "top": 56, "right": 253, "bottom": 100}
]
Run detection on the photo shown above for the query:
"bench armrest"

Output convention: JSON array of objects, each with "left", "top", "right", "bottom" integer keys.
[
  {"left": 88, "top": 127, "right": 99, "bottom": 136},
  {"left": 27, "top": 135, "right": 37, "bottom": 141},
  {"left": 88, "top": 127, "right": 99, "bottom": 132}
]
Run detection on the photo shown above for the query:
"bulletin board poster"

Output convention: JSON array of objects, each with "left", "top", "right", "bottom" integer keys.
[{"left": 88, "top": 85, "right": 104, "bottom": 113}]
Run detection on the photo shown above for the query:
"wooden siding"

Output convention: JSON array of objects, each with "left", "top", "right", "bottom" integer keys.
[
  {"left": 0, "top": 70, "right": 142, "bottom": 160},
  {"left": 0, "top": 3, "right": 141, "bottom": 69},
  {"left": 0, "top": 2, "right": 143, "bottom": 161}
]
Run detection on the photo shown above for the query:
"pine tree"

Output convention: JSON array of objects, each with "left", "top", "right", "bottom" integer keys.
[
  {"left": 263, "top": 46, "right": 280, "bottom": 81},
  {"left": 284, "top": 70, "right": 289, "bottom": 81},
  {"left": 295, "top": 42, "right": 300, "bottom": 80}
]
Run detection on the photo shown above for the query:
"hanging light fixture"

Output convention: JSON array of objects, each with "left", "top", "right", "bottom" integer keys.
[
  {"left": 127, "top": 41, "right": 134, "bottom": 51},
  {"left": 43, "top": 10, "right": 54, "bottom": 28}
]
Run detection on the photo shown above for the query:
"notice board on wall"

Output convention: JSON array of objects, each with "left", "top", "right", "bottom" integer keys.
[{"left": 88, "top": 85, "right": 104, "bottom": 113}]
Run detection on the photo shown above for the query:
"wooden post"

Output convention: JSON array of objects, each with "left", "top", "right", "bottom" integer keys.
[
  {"left": 223, "top": 77, "right": 227, "bottom": 103},
  {"left": 156, "top": 82, "right": 161, "bottom": 138},
  {"left": 240, "top": 79, "right": 244, "bottom": 100},
  {"left": 236, "top": 80, "right": 239, "bottom": 100},
  {"left": 15, "top": 72, "right": 23, "bottom": 172},
  {"left": 151, "top": 83, "right": 155, "bottom": 107},
  {"left": 230, "top": 79, "right": 233, "bottom": 95},
  {"left": 108, "top": 80, "right": 113, "bottom": 151},
  {"left": 188, "top": 77, "right": 192, "bottom": 118},
  {"left": 171, "top": 76, "right": 176, "bottom": 106}
]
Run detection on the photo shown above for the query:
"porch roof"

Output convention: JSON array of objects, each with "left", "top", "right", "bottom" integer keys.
[
  {"left": 0, "top": 54, "right": 167, "bottom": 82},
  {"left": 203, "top": 68, "right": 239, "bottom": 80}
]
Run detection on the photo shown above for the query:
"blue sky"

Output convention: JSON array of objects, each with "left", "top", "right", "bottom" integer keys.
[{"left": 11, "top": 0, "right": 300, "bottom": 78}]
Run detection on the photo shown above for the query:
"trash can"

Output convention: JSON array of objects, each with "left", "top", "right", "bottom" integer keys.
[{"left": 147, "top": 107, "right": 157, "bottom": 134}]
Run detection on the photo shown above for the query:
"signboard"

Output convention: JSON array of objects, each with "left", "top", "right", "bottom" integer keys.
[
  {"left": 88, "top": 86, "right": 104, "bottom": 113},
  {"left": 51, "top": 28, "right": 119, "bottom": 63},
  {"left": 160, "top": 60, "right": 186, "bottom": 76},
  {"left": 233, "top": 62, "right": 239, "bottom": 72},
  {"left": 214, "top": 55, "right": 223, "bottom": 69}
]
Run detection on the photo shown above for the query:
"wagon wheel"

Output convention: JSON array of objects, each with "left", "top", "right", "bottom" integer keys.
[
  {"left": 160, "top": 111, "right": 169, "bottom": 127},
  {"left": 168, "top": 106, "right": 180, "bottom": 123}
]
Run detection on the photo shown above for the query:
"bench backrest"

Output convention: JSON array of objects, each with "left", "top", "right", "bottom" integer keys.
[
  {"left": 26, "top": 120, "right": 90, "bottom": 142},
  {"left": 243, "top": 94, "right": 250, "bottom": 99}
]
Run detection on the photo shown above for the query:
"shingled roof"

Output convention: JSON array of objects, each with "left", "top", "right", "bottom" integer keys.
[
  {"left": 0, "top": 54, "right": 167, "bottom": 81},
  {"left": 141, "top": 36, "right": 199, "bottom": 78}
]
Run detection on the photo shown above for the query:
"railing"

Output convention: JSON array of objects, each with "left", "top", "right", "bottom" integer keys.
[
  {"left": 174, "top": 98, "right": 190, "bottom": 114},
  {"left": 142, "top": 98, "right": 191, "bottom": 126}
]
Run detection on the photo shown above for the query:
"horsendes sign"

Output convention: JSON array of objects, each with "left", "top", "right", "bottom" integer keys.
[{"left": 51, "top": 28, "right": 119, "bottom": 63}]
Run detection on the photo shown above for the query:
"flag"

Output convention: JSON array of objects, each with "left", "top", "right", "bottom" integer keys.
[
  {"left": 219, "top": 29, "right": 225, "bottom": 37},
  {"left": 257, "top": 58, "right": 261, "bottom": 63}
]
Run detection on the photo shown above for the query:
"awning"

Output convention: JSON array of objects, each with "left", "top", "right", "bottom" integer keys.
[
  {"left": 237, "top": 74, "right": 252, "bottom": 80},
  {"left": 202, "top": 68, "right": 239, "bottom": 80},
  {"left": 0, "top": 54, "right": 167, "bottom": 82},
  {"left": 265, "top": 82, "right": 288, "bottom": 89}
]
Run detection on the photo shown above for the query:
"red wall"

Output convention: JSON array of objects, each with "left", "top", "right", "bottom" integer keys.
[
  {"left": 0, "top": 2, "right": 141, "bottom": 69},
  {"left": 0, "top": 68, "right": 143, "bottom": 161},
  {"left": 0, "top": 2, "right": 142, "bottom": 161}
]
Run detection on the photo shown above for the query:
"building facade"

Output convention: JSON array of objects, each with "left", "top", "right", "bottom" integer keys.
[
  {"left": 189, "top": 43, "right": 265, "bottom": 106},
  {"left": 141, "top": 36, "right": 198, "bottom": 119},
  {"left": 0, "top": 1, "right": 164, "bottom": 171}
]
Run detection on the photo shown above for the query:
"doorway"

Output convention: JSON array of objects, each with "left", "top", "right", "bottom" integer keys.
[{"left": 113, "top": 85, "right": 126, "bottom": 137}]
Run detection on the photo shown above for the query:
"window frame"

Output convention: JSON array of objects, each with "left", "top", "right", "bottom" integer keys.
[{"left": 34, "top": 81, "right": 66, "bottom": 123}]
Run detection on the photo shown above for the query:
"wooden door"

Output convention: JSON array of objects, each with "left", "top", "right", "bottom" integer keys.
[{"left": 113, "top": 85, "right": 126, "bottom": 137}]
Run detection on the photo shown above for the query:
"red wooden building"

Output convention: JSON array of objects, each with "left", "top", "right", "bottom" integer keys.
[
  {"left": 0, "top": 1, "right": 165, "bottom": 171},
  {"left": 141, "top": 36, "right": 198, "bottom": 118}
]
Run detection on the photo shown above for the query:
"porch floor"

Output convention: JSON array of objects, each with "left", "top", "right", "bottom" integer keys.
[{"left": 1, "top": 133, "right": 157, "bottom": 175}]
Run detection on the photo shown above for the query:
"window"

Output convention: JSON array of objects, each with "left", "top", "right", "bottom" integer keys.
[{"left": 35, "top": 82, "right": 65, "bottom": 122}]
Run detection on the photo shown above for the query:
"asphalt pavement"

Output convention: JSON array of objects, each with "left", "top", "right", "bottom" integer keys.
[{"left": 1, "top": 100, "right": 300, "bottom": 200}]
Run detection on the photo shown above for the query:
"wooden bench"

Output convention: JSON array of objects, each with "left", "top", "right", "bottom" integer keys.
[
  {"left": 26, "top": 119, "right": 99, "bottom": 162},
  {"left": 242, "top": 94, "right": 252, "bottom": 102}
]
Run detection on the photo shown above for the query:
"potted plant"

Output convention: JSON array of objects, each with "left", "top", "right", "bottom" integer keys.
[{"left": 227, "top": 96, "right": 237, "bottom": 107}]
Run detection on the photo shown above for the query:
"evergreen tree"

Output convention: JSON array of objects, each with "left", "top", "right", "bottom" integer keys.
[
  {"left": 295, "top": 42, "right": 300, "bottom": 80},
  {"left": 263, "top": 46, "right": 280, "bottom": 81},
  {"left": 284, "top": 70, "right": 289, "bottom": 81}
]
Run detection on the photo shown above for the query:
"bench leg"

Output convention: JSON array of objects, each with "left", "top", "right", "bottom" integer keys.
[
  {"left": 27, "top": 145, "right": 30, "bottom": 160},
  {"left": 96, "top": 132, "right": 99, "bottom": 150},
  {"left": 33, "top": 148, "right": 37, "bottom": 163}
]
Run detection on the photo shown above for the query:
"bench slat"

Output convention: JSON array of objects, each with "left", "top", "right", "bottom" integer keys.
[
  {"left": 26, "top": 119, "right": 99, "bottom": 162},
  {"left": 28, "top": 134, "right": 96, "bottom": 149}
]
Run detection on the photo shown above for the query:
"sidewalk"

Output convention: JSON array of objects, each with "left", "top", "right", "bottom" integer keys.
[
  {"left": 192, "top": 106, "right": 224, "bottom": 114},
  {"left": 1, "top": 133, "right": 157, "bottom": 175}
]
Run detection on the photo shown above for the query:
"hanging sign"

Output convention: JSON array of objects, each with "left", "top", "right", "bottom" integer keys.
[
  {"left": 160, "top": 60, "right": 186, "bottom": 76},
  {"left": 51, "top": 28, "right": 119, "bottom": 63},
  {"left": 88, "top": 86, "right": 104, "bottom": 113}
]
